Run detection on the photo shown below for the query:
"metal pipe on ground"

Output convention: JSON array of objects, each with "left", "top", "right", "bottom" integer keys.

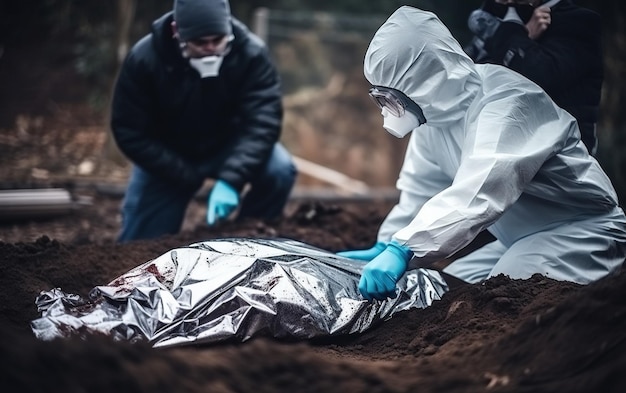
[{"left": 0, "top": 188, "right": 90, "bottom": 220}]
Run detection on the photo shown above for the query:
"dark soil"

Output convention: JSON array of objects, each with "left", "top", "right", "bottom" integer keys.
[{"left": 1, "top": 185, "right": 626, "bottom": 392}]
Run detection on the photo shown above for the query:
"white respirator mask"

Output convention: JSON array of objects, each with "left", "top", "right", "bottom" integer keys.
[
  {"left": 188, "top": 55, "right": 224, "bottom": 78},
  {"left": 381, "top": 107, "right": 423, "bottom": 138},
  {"left": 369, "top": 86, "right": 427, "bottom": 138}
]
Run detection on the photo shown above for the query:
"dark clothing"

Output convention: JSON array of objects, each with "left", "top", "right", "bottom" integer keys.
[
  {"left": 465, "top": 0, "right": 603, "bottom": 155},
  {"left": 118, "top": 144, "right": 296, "bottom": 242},
  {"left": 111, "top": 12, "right": 283, "bottom": 191}
]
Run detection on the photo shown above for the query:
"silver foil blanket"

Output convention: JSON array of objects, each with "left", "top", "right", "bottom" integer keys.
[{"left": 31, "top": 238, "right": 448, "bottom": 348}]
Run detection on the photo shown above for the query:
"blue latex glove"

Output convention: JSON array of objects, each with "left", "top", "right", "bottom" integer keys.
[
  {"left": 206, "top": 180, "right": 239, "bottom": 225},
  {"left": 358, "top": 241, "right": 413, "bottom": 301},
  {"left": 337, "top": 241, "right": 387, "bottom": 261}
]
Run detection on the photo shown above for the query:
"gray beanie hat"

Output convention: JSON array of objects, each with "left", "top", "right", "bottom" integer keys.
[{"left": 174, "top": 0, "right": 232, "bottom": 41}]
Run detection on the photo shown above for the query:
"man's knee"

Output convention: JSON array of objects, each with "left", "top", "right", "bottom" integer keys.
[{"left": 263, "top": 144, "right": 298, "bottom": 189}]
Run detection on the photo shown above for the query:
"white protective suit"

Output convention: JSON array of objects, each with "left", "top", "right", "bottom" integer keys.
[{"left": 365, "top": 6, "right": 626, "bottom": 284}]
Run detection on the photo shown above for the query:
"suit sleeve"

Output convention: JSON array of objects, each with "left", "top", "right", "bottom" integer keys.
[
  {"left": 377, "top": 130, "right": 452, "bottom": 243},
  {"left": 394, "top": 88, "right": 568, "bottom": 265}
]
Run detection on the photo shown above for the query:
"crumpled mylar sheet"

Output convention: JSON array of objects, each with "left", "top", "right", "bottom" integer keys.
[{"left": 31, "top": 238, "right": 448, "bottom": 348}]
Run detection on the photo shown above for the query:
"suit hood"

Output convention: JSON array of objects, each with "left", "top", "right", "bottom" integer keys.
[{"left": 364, "top": 6, "right": 481, "bottom": 127}]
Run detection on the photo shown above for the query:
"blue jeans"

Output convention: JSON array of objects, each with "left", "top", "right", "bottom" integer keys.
[{"left": 117, "top": 143, "right": 297, "bottom": 243}]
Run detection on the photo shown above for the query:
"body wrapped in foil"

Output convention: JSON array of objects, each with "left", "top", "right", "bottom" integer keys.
[{"left": 32, "top": 238, "right": 448, "bottom": 348}]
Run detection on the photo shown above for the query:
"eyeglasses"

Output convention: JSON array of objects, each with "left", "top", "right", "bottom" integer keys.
[{"left": 368, "top": 86, "right": 426, "bottom": 124}]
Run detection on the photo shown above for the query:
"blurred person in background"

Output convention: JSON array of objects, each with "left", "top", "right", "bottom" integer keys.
[
  {"left": 464, "top": 0, "right": 603, "bottom": 156},
  {"left": 338, "top": 6, "right": 626, "bottom": 301},
  {"left": 111, "top": 0, "right": 296, "bottom": 243}
]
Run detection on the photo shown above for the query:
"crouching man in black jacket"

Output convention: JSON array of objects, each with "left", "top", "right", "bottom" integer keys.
[{"left": 111, "top": 0, "right": 297, "bottom": 242}]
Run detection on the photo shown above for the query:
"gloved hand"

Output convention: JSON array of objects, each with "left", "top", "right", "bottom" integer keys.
[
  {"left": 358, "top": 241, "right": 413, "bottom": 301},
  {"left": 206, "top": 179, "right": 239, "bottom": 225},
  {"left": 467, "top": 9, "right": 502, "bottom": 41},
  {"left": 337, "top": 241, "right": 387, "bottom": 261}
]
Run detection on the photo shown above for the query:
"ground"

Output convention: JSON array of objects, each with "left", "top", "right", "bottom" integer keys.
[
  {"left": 1, "top": 129, "right": 626, "bottom": 392},
  {"left": 0, "top": 67, "right": 625, "bottom": 393},
  {"left": 2, "top": 203, "right": 626, "bottom": 393}
]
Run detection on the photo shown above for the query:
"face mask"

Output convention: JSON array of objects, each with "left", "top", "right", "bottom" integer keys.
[
  {"left": 188, "top": 55, "right": 224, "bottom": 78},
  {"left": 369, "top": 86, "right": 426, "bottom": 138},
  {"left": 382, "top": 107, "right": 423, "bottom": 138}
]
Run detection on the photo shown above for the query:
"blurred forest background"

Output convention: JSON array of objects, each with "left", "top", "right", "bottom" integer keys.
[{"left": 0, "top": 0, "right": 624, "bottom": 199}]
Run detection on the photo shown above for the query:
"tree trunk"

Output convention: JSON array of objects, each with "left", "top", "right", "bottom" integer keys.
[{"left": 101, "top": 0, "right": 137, "bottom": 169}]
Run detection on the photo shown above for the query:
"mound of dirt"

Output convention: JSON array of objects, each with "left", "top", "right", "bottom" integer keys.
[{"left": 1, "top": 193, "right": 626, "bottom": 393}]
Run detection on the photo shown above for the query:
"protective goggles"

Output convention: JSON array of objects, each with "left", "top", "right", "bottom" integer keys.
[{"left": 368, "top": 86, "right": 427, "bottom": 125}]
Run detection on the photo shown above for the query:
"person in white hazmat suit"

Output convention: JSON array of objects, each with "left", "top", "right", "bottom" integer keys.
[{"left": 338, "top": 6, "right": 626, "bottom": 301}]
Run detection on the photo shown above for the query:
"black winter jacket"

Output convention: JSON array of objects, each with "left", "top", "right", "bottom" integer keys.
[
  {"left": 465, "top": 0, "right": 603, "bottom": 154},
  {"left": 111, "top": 12, "right": 283, "bottom": 191}
]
